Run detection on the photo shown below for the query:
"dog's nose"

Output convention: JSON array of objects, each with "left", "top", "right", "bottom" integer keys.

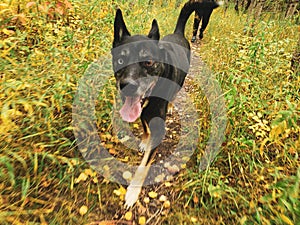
[{"left": 120, "top": 82, "right": 138, "bottom": 96}]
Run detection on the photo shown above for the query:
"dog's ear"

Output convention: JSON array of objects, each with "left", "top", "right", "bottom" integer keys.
[
  {"left": 113, "top": 9, "right": 130, "bottom": 47},
  {"left": 148, "top": 19, "right": 160, "bottom": 40}
]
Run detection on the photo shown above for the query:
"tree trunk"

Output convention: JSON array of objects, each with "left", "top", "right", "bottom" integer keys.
[
  {"left": 222, "top": 0, "right": 230, "bottom": 15},
  {"left": 234, "top": 0, "right": 239, "bottom": 13},
  {"left": 244, "top": 0, "right": 252, "bottom": 11},
  {"left": 254, "top": 0, "right": 265, "bottom": 19},
  {"left": 291, "top": 35, "right": 300, "bottom": 74},
  {"left": 285, "top": 0, "right": 299, "bottom": 17},
  {"left": 248, "top": 0, "right": 257, "bottom": 15}
]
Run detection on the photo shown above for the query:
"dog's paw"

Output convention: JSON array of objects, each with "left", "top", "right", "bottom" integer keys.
[
  {"left": 124, "top": 184, "right": 142, "bottom": 209},
  {"left": 139, "top": 141, "right": 147, "bottom": 153}
]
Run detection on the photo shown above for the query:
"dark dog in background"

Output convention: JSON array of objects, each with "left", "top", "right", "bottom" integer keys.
[
  {"left": 112, "top": 0, "right": 222, "bottom": 208},
  {"left": 191, "top": 0, "right": 219, "bottom": 42}
]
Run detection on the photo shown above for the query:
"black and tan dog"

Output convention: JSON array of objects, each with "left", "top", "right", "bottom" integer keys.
[{"left": 112, "top": 0, "right": 222, "bottom": 208}]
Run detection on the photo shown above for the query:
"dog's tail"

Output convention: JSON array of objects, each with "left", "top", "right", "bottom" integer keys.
[{"left": 174, "top": 0, "right": 223, "bottom": 35}]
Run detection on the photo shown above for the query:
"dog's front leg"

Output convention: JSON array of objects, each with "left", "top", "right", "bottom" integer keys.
[
  {"left": 125, "top": 115, "right": 166, "bottom": 208},
  {"left": 124, "top": 149, "right": 151, "bottom": 209},
  {"left": 125, "top": 120, "right": 152, "bottom": 208}
]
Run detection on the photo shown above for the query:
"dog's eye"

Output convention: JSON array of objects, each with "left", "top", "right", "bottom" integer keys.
[
  {"left": 143, "top": 60, "right": 154, "bottom": 67},
  {"left": 117, "top": 58, "right": 124, "bottom": 65}
]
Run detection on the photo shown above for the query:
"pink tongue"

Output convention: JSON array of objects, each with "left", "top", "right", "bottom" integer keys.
[{"left": 119, "top": 96, "right": 142, "bottom": 122}]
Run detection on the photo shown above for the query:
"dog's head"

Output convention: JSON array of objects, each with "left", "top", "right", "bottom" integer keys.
[{"left": 112, "top": 9, "right": 164, "bottom": 122}]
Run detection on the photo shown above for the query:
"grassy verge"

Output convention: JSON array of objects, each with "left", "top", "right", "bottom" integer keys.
[{"left": 0, "top": 0, "right": 299, "bottom": 224}]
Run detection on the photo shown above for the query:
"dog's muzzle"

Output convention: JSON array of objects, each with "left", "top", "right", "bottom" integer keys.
[
  {"left": 120, "top": 82, "right": 138, "bottom": 96},
  {"left": 118, "top": 80, "right": 156, "bottom": 123}
]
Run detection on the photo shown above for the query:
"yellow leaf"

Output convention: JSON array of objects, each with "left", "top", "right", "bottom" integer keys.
[
  {"left": 164, "top": 182, "right": 172, "bottom": 187},
  {"left": 79, "top": 205, "right": 88, "bottom": 216},
  {"left": 240, "top": 216, "right": 247, "bottom": 224},
  {"left": 84, "top": 169, "right": 95, "bottom": 177},
  {"left": 143, "top": 197, "right": 150, "bottom": 204},
  {"left": 249, "top": 200, "right": 255, "bottom": 209},
  {"left": 148, "top": 191, "right": 158, "bottom": 199},
  {"left": 106, "top": 144, "right": 114, "bottom": 149},
  {"left": 138, "top": 216, "right": 146, "bottom": 225},
  {"left": 259, "top": 138, "right": 270, "bottom": 156},
  {"left": 113, "top": 186, "right": 126, "bottom": 200},
  {"left": 109, "top": 148, "right": 116, "bottom": 155},
  {"left": 124, "top": 211, "right": 132, "bottom": 221},
  {"left": 159, "top": 195, "right": 167, "bottom": 202},
  {"left": 191, "top": 217, "right": 198, "bottom": 223},
  {"left": 252, "top": 115, "right": 260, "bottom": 122},
  {"left": 75, "top": 172, "right": 88, "bottom": 183},
  {"left": 101, "top": 133, "right": 112, "bottom": 140},
  {"left": 2, "top": 28, "right": 14, "bottom": 36},
  {"left": 279, "top": 214, "right": 294, "bottom": 225},
  {"left": 0, "top": 3, "right": 9, "bottom": 9},
  {"left": 257, "top": 112, "right": 263, "bottom": 118},
  {"left": 0, "top": 8, "right": 11, "bottom": 15},
  {"left": 1, "top": 102, "right": 16, "bottom": 129},
  {"left": 163, "top": 200, "right": 170, "bottom": 208}
]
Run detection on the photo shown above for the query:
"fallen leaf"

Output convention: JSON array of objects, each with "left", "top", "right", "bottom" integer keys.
[
  {"left": 113, "top": 186, "right": 126, "bottom": 201},
  {"left": 143, "top": 197, "right": 150, "bottom": 204},
  {"left": 138, "top": 216, "right": 146, "bottom": 225},
  {"left": 163, "top": 200, "right": 170, "bottom": 208},
  {"left": 75, "top": 172, "right": 88, "bottom": 183},
  {"left": 191, "top": 217, "right": 198, "bottom": 223},
  {"left": 148, "top": 191, "right": 158, "bottom": 199},
  {"left": 124, "top": 211, "right": 132, "bottom": 221},
  {"left": 164, "top": 182, "right": 172, "bottom": 187},
  {"left": 84, "top": 169, "right": 96, "bottom": 177},
  {"left": 2, "top": 28, "right": 14, "bottom": 36},
  {"left": 159, "top": 195, "right": 167, "bottom": 202},
  {"left": 109, "top": 148, "right": 117, "bottom": 155},
  {"left": 92, "top": 177, "right": 98, "bottom": 184},
  {"left": 79, "top": 205, "right": 88, "bottom": 216}
]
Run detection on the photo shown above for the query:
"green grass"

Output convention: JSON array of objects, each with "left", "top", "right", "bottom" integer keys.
[{"left": 0, "top": 0, "right": 299, "bottom": 224}]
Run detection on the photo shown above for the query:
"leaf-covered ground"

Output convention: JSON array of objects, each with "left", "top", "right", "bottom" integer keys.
[{"left": 0, "top": 0, "right": 299, "bottom": 224}]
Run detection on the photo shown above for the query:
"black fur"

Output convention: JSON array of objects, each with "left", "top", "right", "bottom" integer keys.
[{"left": 111, "top": 1, "right": 221, "bottom": 208}]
